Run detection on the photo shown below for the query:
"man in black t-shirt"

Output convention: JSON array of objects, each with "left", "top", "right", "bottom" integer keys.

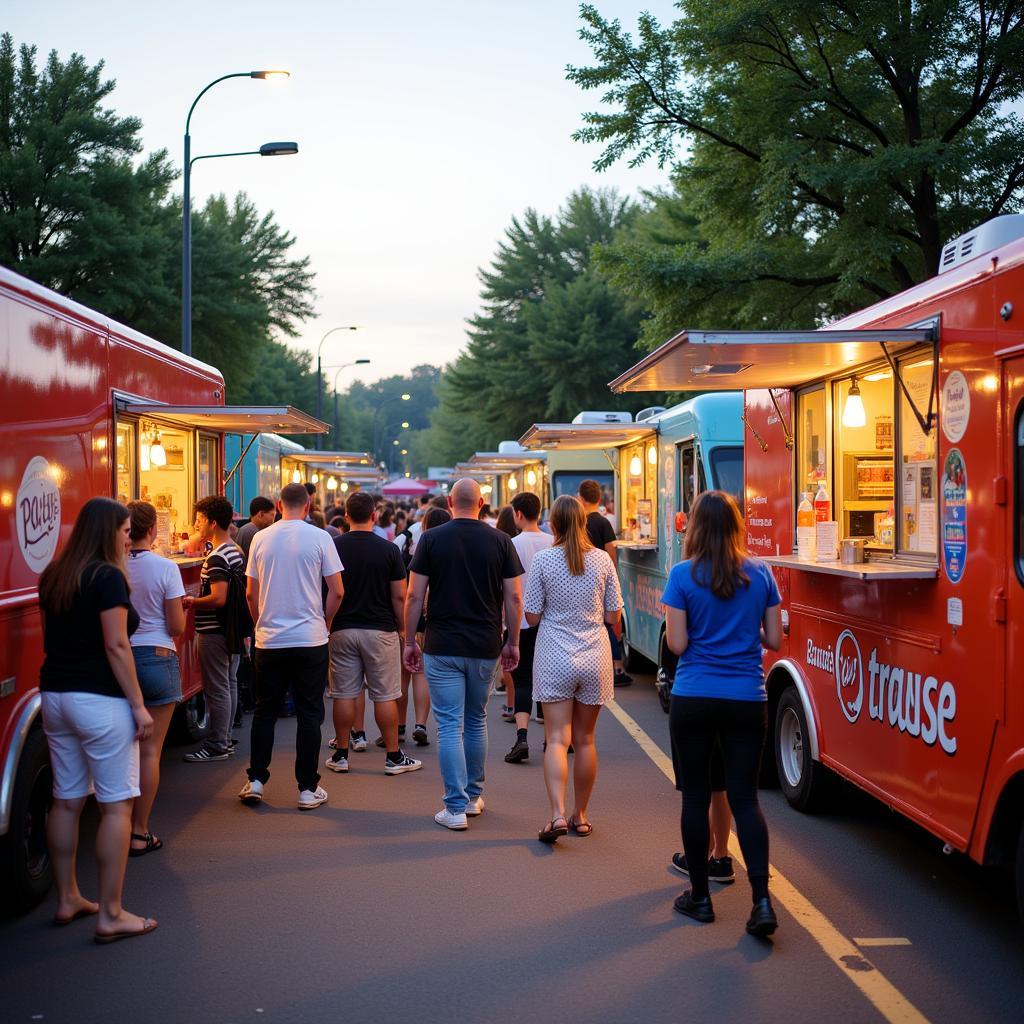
[
  {"left": 578, "top": 479, "right": 631, "bottom": 688},
  {"left": 404, "top": 478, "right": 523, "bottom": 830},
  {"left": 324, "top": 492, "right": 421, "bottom": 778}
]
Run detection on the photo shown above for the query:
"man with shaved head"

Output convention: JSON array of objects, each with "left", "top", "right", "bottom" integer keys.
[{"left": 404, "top": 478, "right": 524, "bottom": 830}]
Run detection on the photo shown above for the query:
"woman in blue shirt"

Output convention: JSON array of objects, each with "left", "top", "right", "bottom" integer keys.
[{"left": 662, "top": 491, "right": 782, "bottom": 937}]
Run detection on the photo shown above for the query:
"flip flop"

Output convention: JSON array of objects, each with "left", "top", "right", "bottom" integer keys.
[
  {"left": 53, "top": 904, "right": 98, "bottom": 927},
  {"left": 94, "top": 918, "right": 158, "bottom": 945},
  {"left": 538, "top": 816, "right": 569, "bottom": 844},
  {"left": 129, "top": 831, "right": 163, "bottom": 857},
  {"left": 568, "top": 818, "right": 593, "bottom": 837}
]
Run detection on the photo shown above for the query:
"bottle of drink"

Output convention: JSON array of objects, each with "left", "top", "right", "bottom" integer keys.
[
  {"left": 797, "top": 492, "right": 816, "bottom": 560},
  {"left": 813, "top": 481, "right": 831, "bottom": 523}
]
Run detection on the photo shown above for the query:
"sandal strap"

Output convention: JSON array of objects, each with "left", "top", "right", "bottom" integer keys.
[{"left": 130, "top": 832, "right": 150, "bottom": 842}]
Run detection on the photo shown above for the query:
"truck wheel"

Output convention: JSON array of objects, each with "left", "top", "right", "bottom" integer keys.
[
  {"left": 620, "top": 621, "right": 645, "bottom": 673},
  {"left": 1016, "top": 820, "right": 1024, "bottom": 926},
  {"left": 656, "top": 634, "right": 676, "bottom": 714},
  {"left": 0, "top": 727, "right": 53, "bottom": 911},
  {"left": 775, "top": 687, "right": 833, "bottom": 813},
  {"left": 655, "top": 668, "right": 672, "bottom": 714},
  {"left": 176, "top": 691, "right": 210, "bottom": 743}
]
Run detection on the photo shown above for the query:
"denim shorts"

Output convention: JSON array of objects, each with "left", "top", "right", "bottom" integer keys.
[{"left": 132, "top": 646, "right": 182, "bottom": 707}]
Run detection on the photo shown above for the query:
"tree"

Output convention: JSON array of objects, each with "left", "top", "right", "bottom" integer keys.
[
  {"left": 568, "top": 2, "right": 1024, "bottom": 333},
  {"left": 420, "top": 187, "right": 665, "bottom": 463}
]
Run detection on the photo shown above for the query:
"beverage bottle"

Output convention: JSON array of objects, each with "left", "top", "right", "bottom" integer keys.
[
  {"left": 797, "top": 492, "right": 816, "bottom": 560},
  {"left": 813, "top": 481, "right": 831, "bottom": 523}
]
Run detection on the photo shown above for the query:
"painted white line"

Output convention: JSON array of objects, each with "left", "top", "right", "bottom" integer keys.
[
  {"left": 854, "top": 938, "right": 913, "bottom": 948},
  {"left": 605, "top": 699, "right": 931, "bottom": 1024}
]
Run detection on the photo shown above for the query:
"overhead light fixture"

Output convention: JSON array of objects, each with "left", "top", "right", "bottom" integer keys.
[
  {"left": 508, "top": 475, "right": 518, "bottom": 491},
  {"left": 647, "top": 444, "right": 657, "bottom": 465},
  {"left": 629, "top": 454, "right": 642, "bottom": 476},
  {"left": 526, "top": 469, "right": 537, "bottom": 486},
  {"left": 842, "top": 378, "right": 867, "bottom": 428},
  {"left": 150, "top": 432, "right": 167, "bottom": 467},
  {"left": 863, "top": 370, "right": 892, "bottom": 382},
  {"left": 311, "top": 473, "right": 319, "bottom": 484},
  {"left": 327, "top": 476, "right": 338, "bottom": 491},
  {"left": 292, "top": 468, "right": 302, "bottom": 483}
]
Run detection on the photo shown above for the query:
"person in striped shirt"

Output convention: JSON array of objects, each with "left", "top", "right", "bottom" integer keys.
[{"left": 183, "top": 496, "right": 244, "bottom": 763}]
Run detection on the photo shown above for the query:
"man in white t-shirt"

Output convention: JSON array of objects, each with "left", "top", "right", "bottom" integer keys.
[
  {"left": 504, "top": 491, "right": 553, "bottom": 765},
  {"left": 240, "top": 482, "right": 344, "bottom": 810}
]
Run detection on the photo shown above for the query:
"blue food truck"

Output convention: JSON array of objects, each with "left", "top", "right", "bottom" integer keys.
[{"left": 518, "top": 394, "right": 742, "bottom": 709}]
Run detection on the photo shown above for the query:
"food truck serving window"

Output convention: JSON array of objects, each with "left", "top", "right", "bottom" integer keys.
[{"left": 620, "top": 442, "right": 657, "bottom": 543}]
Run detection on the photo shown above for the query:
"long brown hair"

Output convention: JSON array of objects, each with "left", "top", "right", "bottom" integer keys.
[
  {"left": 495, "top": 505, "right": 519, "bottom": 538},
  {"left": 684, "top": 490, "right": 750, "bottom": 599},
  {"left": 39, "top": 497, "right": 130, "bottom": 614},
  {"left": 549, "top": 494, "right": 593, "bottom": 576}
]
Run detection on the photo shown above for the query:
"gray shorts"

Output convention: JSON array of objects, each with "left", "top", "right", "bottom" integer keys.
[{"left": 328, "top": 629, "right": 402, "bottom": 702}]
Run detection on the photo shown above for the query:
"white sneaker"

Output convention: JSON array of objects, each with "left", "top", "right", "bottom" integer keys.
[
  {"left": 325, "top": 753, "right": 349, "bottom": 773},
  {"left": 239, "top": 779, "right": 263, "bottom": 804},
  {"left": 465, "top": 796, "right": 485, "bottom": 816},
  {"left": 384, "top": 753, "right": 422, "bottom": 775},
  {"left": 297, "top": 786, "right": 328, "bottom": 810},
  {"left": 350, "top": 732, "right": 368, "bottom": 752},
  {"left": 434, "top": 808, "right": 468, "bottom": 830}
]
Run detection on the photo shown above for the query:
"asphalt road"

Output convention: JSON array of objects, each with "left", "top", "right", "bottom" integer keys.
[{"left": 2, "top": 674, "right": 1022, "bottom": 1024}]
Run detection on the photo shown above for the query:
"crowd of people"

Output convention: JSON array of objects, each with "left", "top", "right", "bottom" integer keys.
[{"left": 36, "top": 471, "right": 781, "bottom": 943}]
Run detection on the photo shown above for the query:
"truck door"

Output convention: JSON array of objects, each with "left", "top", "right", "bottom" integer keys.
[
  {"left": 675, "top": 441, "right": 704, "bottom": 564},
  {"left": 1007, "top": 356, "right": 1024, "bottom": 739}
]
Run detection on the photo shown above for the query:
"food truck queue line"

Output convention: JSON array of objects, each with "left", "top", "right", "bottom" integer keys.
[
  {"left": 607, "top": 212, "right": 1024, "bottom": 925},
  {"left": 0, "top": 264, "right": 330, "bottom": 911}
]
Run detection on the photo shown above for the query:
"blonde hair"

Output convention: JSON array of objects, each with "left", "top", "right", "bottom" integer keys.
[{"left": 549, "top": 494, "right": 593, "bottom": 576}]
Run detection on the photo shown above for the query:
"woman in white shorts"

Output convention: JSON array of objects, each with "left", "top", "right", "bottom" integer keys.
[
  {"left": 524, "top": 495, "right": 623, "bottom": 843},
  {"left": 39, "top": 497, "right": 157, "bottom": 943},
  {"left": 126, "top": 501, "right": 186, "bottom": 857}
]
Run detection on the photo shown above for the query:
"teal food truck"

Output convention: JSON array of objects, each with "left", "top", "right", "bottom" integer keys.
[{"left": 518, "top": 395, "right": 742, "bottom": 709}]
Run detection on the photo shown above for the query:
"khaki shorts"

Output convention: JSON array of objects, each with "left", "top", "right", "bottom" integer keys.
[{"left": 328, "top": 629, "right": 402, "bottom": 702}]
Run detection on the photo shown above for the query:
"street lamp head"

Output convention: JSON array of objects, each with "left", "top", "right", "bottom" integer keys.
[
  {"left": 401, "top": 421, "right": 410, "bottom": 429},
  {"left": 401, "top": 393, "right": 411, "bottom": 401},
  {"left": 251, "top": 70, "right": 290, "bottom": 80},
  {"left": 259, "top": 141, "right": 298, "bottom": 157},
  {"left": 356, "top": 358, "right": 371, "bottom": 364}
]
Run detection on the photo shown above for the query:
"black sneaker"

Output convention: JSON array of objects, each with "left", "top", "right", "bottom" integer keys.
[
  {"left": 673, "top": 891, "right": 714, "bottom": 923},
  {"left": 708, "top": 856, "right": 735, "bottom": 884},
  {"left": 614, "top": 671, "right": 633, "bottom": 688},
  {"left": 746, "top": 897, "right": 778, "bottom": 937},
  {"left": 183, "top": 747, "right": 228, "bottom": 763},
  {"left": 412, "top": 724, "right": 429, "bottom": 746},
  {"left": 504, "top": 737, "right": 529, "bottom": 763},
  {"left": 670, "top": 852, "right": 691, "bottom": 876}
]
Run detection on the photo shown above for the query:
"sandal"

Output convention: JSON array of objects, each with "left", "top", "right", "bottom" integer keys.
[
  {"left": 538, "top": 816, "right": 569, "bottom": 844},
  {"left": 129, "top": 831, "right": 163, "bottom": 857},
  {"left": 568, "top": 817, "right": 593, "bottom": 837},
  {"left": 94, "top": 918, "right": 158, "bottom": 944}
]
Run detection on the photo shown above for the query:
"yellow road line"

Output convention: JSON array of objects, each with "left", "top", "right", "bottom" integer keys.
[
  {"left": 855, "top": 938, "right": 913, "bottom": 948},
  {"left": 605, "top": 699, "right": 930, "bottom": 1024}
]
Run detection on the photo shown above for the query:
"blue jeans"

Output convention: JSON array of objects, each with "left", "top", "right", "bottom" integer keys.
[{"left": 423, "top": 654, "right": 497, "bottom": 813}]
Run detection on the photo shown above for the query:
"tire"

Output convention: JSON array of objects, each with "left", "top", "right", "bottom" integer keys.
[
  {"left": 656, "top": 633, "right": 676, "bottom": 714},
  {"left": 774, "top": 687, "right": 833, "bottom": 813},
  {"left": 175, "top": 690, "right": 210, "bottom": 743},
  {"left": 655, "top": 668, "right": 671, "bottom": 714},
  {"left": 1016, "top": 820, "right": 1024, "bottom": 927},
  {"left": 620, "top": 619, "right": 647, "bottom": 673},
  {"left": 0, "top": 727, "right": 53, "bottom": 912}
]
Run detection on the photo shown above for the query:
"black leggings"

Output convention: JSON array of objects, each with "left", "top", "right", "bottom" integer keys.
[
  {"left": 510, "top": 627, "right": 538, "bottom": 716},
  {"left": 669, "top": 695, "right": 770, "bottom": 901}
]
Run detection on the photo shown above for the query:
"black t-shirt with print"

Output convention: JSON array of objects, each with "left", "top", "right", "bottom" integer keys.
[
  {"left": 330, "top": 531, "right": 408, "bottom": 632},
  {"left": 586, "top": 511, "right": 616, "bottom": 550},
  {"left": 40, "top": 561, "right": 140, "bottom": 699},
  {"left": 195, "top": 542, "right": 244, "bottom": 635},
  {"left": 408, "top": 518, "right": 523, "bottom": 659}
]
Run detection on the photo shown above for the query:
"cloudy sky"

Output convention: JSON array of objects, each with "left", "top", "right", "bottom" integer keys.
[{"left": 7, "top": 1, "right": 678, "bottom": 386}]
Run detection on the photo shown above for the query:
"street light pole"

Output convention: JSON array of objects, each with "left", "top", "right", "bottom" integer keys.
[
  {"left": 181, "top": 69, "right": 290, "bottom": 357},
  {"left": 328, "top": 359, "right": 371, "bottom": 444},
  {"left": 371, "top": 393, "right": 411, "bottom": 464},
  {"left": 315, "top": 327, "right": 362, "bottom": 449}
]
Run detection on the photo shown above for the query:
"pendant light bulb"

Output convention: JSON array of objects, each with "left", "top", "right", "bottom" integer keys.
[{"left": 842, "top": 378, "right": 867, "bottom": 428}]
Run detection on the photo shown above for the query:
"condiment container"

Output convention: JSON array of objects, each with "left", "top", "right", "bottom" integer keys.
[{"left": 840, "top": 538, "right": 866, "bottom": 564}]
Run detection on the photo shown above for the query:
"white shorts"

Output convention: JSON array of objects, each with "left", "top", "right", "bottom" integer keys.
[{"left": 41, "top": 692, "right": 141, "bottom": 803}]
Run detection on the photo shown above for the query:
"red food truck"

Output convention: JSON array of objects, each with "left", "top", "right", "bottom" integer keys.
[
  {"left": 0, "top": 265, "right": 326, "bottom": 909},
  {"left": 609, "top": 214, "right": 1024, "bottom": 919}
]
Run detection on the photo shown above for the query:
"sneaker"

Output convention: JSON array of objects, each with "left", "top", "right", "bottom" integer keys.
[
  {"left": 534, "top": 711, "right": 545, "bottom": 724},
  {"left": 434, "top": 808, "right": 468, "bottom": 830},
  {"left": 374, "top": 735, "right": 386, "bottom": 748},
  {"left": 746, "top": 897, "right": 778, "bottom": 937},
  {"left": 505, "top": 737, "right": 530, "bottom": 763},
  {"left": 501, "top": 705, "right": 515, "bottom": 721},
  {"left": 384, "top": 753, "right": 422, "bottom": 775},
  {"left": 670, "top": 853, "right": 736, "bottom": 884},
  {"left": 325, "top": 752, "right": 349, "bottom": 773},
  {"left": 465, "top": 796, "right": 485, "bottom": 816},
  {"left": 238, "top": 779, "right": 263, "bottom": 804},
  {"left": 494, "top": 682, "right": 506, "bottom": 694},
  {"left": 350, "top": 732, "right": 368, "bottom": 752},
  {"left": 297, "top": 786, "right": 328, "bottom": 810},
  {"left": 184, "top": 747, "right": 228, "bottom": 763},
  {"left": 614, "top": 671, "right": 633, "bottom": 688},
  {"left": 673, "top": 890, "right": 715, "bottom": 923},
  {"left": 227, "top": 739, "right": 239, "bottom": 756},
  {"left": 412, "top": 724, "right": 430, "bottom": 746},
  {"left": 328, "top": 736, "right": 338, "bottom": 749}
]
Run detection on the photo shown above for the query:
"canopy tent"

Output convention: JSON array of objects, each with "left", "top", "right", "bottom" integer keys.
[{"left": 381, "top": 478, "right": 432, "bottom": 497}]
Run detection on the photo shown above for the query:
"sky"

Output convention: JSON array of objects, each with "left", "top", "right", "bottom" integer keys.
[{"left": 6, "top": 0, "right": 680, "bottom": 387}]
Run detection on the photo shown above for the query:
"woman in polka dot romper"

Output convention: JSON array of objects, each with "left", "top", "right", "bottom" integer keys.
[{"left": 523, "top": 495, "right": 623, "bottom": 842}]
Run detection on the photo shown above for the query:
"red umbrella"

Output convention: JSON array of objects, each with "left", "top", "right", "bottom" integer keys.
[{"left": 381, "top": 478, "right": 432, "bottom": 496}]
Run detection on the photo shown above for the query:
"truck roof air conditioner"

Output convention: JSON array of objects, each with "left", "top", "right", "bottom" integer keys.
[
  {"left": 497, "top": 440, "right": 528, "bottom": 454},
  {"left": 571, "top": 411, "right": 633, "bottom": 424},
  {"left": 636, "top": 406, "right": 667, "bottom": 422},
  {"left": 938, "top": 215, "right": 1024, "bottom": 274}
]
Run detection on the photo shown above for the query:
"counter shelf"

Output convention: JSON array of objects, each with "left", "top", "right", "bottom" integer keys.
[{"left": 761, "top": 553, "right": 938, "bottom": 581}]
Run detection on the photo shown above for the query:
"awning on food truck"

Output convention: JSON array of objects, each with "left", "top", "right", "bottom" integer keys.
[
  {"left": 286, "top": 451, "right": 374, "bottom": 467},
  {"left": 117, "top": 402, "right": 330, "bottom": 434},
  {"left": 517, "top": 422, "right": 657, "bottom": 451},
  {"left": 467, "top": 452, "right": 544, "bottom": 469},
  {"left": 607, "top": 329, "right": 935, "bottom": 393}
]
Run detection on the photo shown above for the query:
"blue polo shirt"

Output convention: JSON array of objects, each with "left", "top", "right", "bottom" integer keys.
[{"left": 661, "top": 558, "right": 780, "bottom": 701}]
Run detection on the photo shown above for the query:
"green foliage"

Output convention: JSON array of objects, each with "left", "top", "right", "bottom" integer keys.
[
  {"left": 419, "top": 187, "right": 666, "bottom": 464},
  {"left": 569, "top": 2, "right": 1024, "bottom": 333}
]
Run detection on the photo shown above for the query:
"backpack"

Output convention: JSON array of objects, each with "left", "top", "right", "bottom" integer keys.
[
  {"left": 398, "top": 528, "right": 414, "bottom": 569},
  {"left": 220, "top": 555, "right": 253, "bottom": 655}
]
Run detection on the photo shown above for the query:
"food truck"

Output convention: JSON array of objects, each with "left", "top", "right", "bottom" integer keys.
[
  {"left": 277, "top": 450, "right": 376, "bottom": 510},
  {"left": 518, "top": 396, "right": 742, "bottom": 707},
  {"left": 0, "top": 265, "right": 327, "bottom": 909},
  {"left": 461, "top": 445, "right": 548, "bottom": 511},
  {"left": 224, "top": 432, "right": 307, "bottom": 516},
  {"left": 607, "top": 214, "right": 1024, "bottom": 918}
]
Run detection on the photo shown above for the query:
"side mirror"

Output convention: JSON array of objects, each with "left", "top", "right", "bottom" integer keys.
[{"left": 675, "top": 511, "right": 687, "bottom": 534}]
